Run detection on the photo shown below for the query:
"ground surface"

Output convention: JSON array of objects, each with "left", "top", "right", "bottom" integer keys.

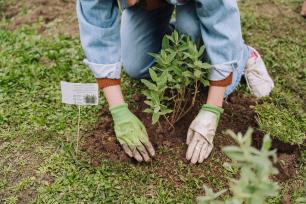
[{"left": 0, "top": 0, "right": 305, "bottom": 203}]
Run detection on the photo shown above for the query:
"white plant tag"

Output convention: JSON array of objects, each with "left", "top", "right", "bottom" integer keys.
[{"left": 61, "top": 81, "right": 99, "bottom": 106}]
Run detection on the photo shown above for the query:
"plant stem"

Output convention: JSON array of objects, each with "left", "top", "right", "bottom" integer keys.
[
  {"left": 164, "top": 115, "right": 175, "bottom": 130},
  {"left": 192, "top": 81, "right": 199, "bottom": 106},
  {"left": 175, "top": 81, "right": 199, "bottom": 123},
  {"left": 172, "top": 89, "right": 185, "bottom": 124}
]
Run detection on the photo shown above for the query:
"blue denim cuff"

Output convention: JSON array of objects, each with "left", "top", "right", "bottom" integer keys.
[
  {"left": 83, "top": 59, "right": 122, "bottom": 79},
  {"left": 209, "top": 61, "right": 238, "bottom": 81}
]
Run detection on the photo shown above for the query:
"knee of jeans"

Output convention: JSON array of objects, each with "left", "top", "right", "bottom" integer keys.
[
  {"left": 176, "top": 19, "right": 201, "bottom": 42},
  {"left": 122, "top": 59, "right": 147, "bottom": 79}
]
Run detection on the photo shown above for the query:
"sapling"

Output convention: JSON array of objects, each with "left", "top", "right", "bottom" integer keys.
[
  {"left": 197, "top": 128, "right": 279, "bottom": 204},
  {"left": 141, "top": 31, "right": 210, "bottom": 126}
]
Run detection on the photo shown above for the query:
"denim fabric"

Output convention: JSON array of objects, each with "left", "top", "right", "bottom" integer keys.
[
  {"left": 121, "top": 4, "right": 174, "bottom": 79},
  {"left": 76, "top": 0, "right": 250, "bottom": 97},
  {"left": 76, "top": 0, "right": 121, "bottom": 79},
  {"left": 167, "top": 0, "right": 190, "bottom": 5}
]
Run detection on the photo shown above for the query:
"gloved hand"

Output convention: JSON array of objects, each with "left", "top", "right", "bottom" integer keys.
[
  {"left": 186, "top": 104, "right": 224, "bottom": 164},
  {"left": 110, "top": 103, "right": 155, "bottom": 162}
]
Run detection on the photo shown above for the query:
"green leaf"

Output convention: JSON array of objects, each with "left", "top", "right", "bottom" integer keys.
[
  {"left": 198, "top": 45, "right": 205, "bottom": 57},
  {"left": 149, "top": 69, "right": 158, "bottom": 82},
  {"left": 194, "top": 70, "right": 202, "bottom": 78},
  {"left": 143, "top": 108, "right": 153, "bottom": 113},
  {"left": 153, "top": 106, "right": 161, "bottom": 113},
  {"left": 141, "top": 79, "right": 157, "bottom": 91},
  {"left": 243, "top": 128, "right": 253, "bottom": 147},
  {"left": 223, "top": 146, "right": 245, "bottom": 161},
  {"left": 159, "top": 71, "right": 168, "bottom": 85},
  {"left": 200, "top": 79, "right": 210, "bottom": 87},
  {"left": 162, "top": 36, "right": 170, "bottom": 49},
  {"left": 144, "top": 100, "right": 154, "bottom": 107},
  {"left": 182, "top": 71, "right": 193, "bottom": 78},
  {"left": 141, "top": 89, "right": 151, "bottom": 97},
  {"left": 173, "top": 31, "right": 179, "bottom": 43},
  {"left": 148, "top": 52, "right": 158, "bottom": 58},
  {"left": 201, "top": 62, "right": 211, "bottom": 70},
  {"left": 152, "top": 113, "right": 160, "bottom": 124},
  {"left": 169, "top": 52, "right": 176, "bottom": 62},
  {"left": 161, "top": 108, "right": 173, "bottom": 115},
  {"left": 261, "top": 134, "right": 272, "bottom": 151},
  {"left": 151, "top": 92, "right": 160, "bottom": 105}
]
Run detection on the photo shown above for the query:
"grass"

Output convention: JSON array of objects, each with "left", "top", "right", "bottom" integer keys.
[
  {"left": 0, "top": 26, "right": 227, "bottom": 203},
  {"left": 256, "top": 90, "right": 306, "bottom": 145},
  {"left": 239, "top": 0, "right": 306, "bottom": 145},
  {"left": 0, "top": 0, "right": 305, "bottom": 203}
]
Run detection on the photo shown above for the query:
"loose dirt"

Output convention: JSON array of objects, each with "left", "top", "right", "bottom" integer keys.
[
  {"left": 83, "top": 92, "right": 230, "bottom": 165},
  {"left": 3, "top": 0, "right": 78, "bottom": 37},
  {"left": 276, "top": 153, "right": 299, "bottom": 182},
  {"left": 83, "top": 90, "right": 301, "bottom": 185}
]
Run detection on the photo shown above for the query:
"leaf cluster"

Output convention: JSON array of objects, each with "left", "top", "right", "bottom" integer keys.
[
  {"left": 141, "top": 31, "right": 210, "bottom": 125},
  {"left": 197, "top": 128, "right": 279, "bottom": 204}
]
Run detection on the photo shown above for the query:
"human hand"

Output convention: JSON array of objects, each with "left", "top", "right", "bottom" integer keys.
[
  {"left": 110, "top": 103, "right": 155, "bottom": 162},
  {"left": 186, "top": 104, "right": 223, "bottom": 164}
]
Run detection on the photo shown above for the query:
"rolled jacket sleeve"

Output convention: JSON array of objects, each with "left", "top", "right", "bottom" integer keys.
[
  {"left": 209, "top": 61, "right": 237, "bottom": 81},
  {"left": 77, "top": 0, "right": 122, "bottom": 79},
  {"left": 195, "top": 0, "right": 246, "bottom": 81}
]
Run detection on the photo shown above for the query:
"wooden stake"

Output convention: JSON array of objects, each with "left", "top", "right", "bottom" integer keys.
[{"left": 76, "top": 105, "right": 81, "bottom": 154}]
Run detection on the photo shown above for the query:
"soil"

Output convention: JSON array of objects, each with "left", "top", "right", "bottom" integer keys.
[
  {"left": 82, "top": 91, "right": 300, "bottom": 181},
  {"left": 282, "top": 194, "right": 292, "bottom": 204},
  {"left": 3, "top": 0, "right": 78, "bottom": 37},
  {"left": 276, "top": 153, "right": 299, "bottom": 182},
  {"left": 83, "top": 92, "right": 229, "bottom": 165},
  {"left": 255, "top": 2, "right": 283, "bottom": 18},
  {"left": 82, "top": 92, "right": 235, "bottom": 189}
]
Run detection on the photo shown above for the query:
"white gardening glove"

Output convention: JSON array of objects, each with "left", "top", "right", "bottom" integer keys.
[{"left": 186, "top": 104, "right": 224, "bottom": 164}]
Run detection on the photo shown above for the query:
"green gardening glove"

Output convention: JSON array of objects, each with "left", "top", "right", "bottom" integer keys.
[{"left": 110, "top": 103, "right": 155, "bottom": 162}]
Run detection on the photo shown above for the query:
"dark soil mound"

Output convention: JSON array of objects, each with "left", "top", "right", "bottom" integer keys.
[
  {"left": 84, "top": 92, "right": 260, "bottom": 164},
  {"left": 82, "top": 92, "right": 300, "bottom": 182}
]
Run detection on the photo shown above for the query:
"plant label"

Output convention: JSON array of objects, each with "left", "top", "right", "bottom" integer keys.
[{"left": 60, "top": 81, "right": 99, "bottom": 106}]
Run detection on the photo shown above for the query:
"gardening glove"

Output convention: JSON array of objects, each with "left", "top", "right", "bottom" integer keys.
[
  {"left": 186, "top": 104, "right": 224, "bottom": 164},
  {"left": 110, "top": 103, "right": 155, "bottom": 162}
]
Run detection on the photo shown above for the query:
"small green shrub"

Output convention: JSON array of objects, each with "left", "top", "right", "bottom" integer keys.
[
  {"left": 197, "top": 128, "right": 279, "bottom": 204},
  {"left": 141, "top": 31, "right": 210, "bottom": 125}
]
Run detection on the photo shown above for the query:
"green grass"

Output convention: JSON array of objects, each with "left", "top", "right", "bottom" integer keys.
[
  {"left": 255, "top": 89, "right": 306, "bottom": 145},
  {"left": 239, "top": 0, "right": 306, "bottom": 145},
  {"left": 0, "top": 26, "right": 227, "bottom": 203},
  {"left": 0, "top": 0, "right": 305, "bottom": 203},
  {"left": 0, "top": 27, "right": 100, "bottom": 203}
]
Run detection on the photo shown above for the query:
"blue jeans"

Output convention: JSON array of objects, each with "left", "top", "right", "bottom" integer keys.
[{"left": 76, "top": 0, "right": 251, "bottom": 97}]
